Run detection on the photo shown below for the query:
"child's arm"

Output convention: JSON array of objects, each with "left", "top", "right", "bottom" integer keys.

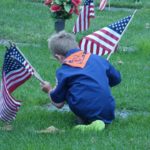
[
  {"left": 106, "top": 63, "right": 121, "bottom": 87},
  {"left": 41, "top": 81, "right": 66, "bottom": 109},
  {"left": 40, "top": 81, "right": 52, "bottom": 93},
  {"left": 51, "top": 100, "right": 65, "bottom": 109}
]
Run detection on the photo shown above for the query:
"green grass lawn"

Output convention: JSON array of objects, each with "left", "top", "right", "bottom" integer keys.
[
  {"left": 97, "top": 0, "right": 150, "bottom": 8},
  {"left": 0, "top": 0, "right": 150, "bottom": 149}
]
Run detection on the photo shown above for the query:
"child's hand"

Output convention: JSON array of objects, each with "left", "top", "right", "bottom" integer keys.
[{"left": 40, "top": 81, "right": 51, "bottom": 94}]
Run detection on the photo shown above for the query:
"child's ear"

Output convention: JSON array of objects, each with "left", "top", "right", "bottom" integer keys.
[
  {"left": 55, "top": 54, "right": 60, "bottom": 60},
  {"left": 55, "top": 54, "right": 65, "bottom": 63},
  {"left": 55, "top": 54, "right": 65, "bottom": 59}
]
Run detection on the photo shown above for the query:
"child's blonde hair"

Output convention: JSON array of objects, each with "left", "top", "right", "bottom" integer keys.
[{"left": 48, "top": 31, "right": 78, "bottom": 57}]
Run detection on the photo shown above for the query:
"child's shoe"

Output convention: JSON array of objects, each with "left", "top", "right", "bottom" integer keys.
[{"left": 74, "top": 120, "right": 105, "bottom": 131}]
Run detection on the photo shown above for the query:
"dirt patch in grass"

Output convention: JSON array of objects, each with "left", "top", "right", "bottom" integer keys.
[{"left": 43, "top": 103, "right": 70, "bottom": 112}]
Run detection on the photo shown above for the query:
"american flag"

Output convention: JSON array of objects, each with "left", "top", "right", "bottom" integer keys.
[
  {"left": 99, "top": 0, "right": 107, "bottom": 11},
  {"left": 79, "top": 15, "right": 132, "bottom": 56},
  {"left": 0, "top": 45, "right": 34, "bottom": 122},
  {"left": 72, "top": 0, "right": 95, "bottom": 33}
]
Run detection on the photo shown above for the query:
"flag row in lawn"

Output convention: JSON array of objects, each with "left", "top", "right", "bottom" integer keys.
[
  {"left": 0, "top": 2, "right": 136, "bottom": 122},
  {"left": 99, "top": 0, "right": 108, "bottom": 11},
  {"left": 73, "top": 0, "right": 135, "bottom": 57}
]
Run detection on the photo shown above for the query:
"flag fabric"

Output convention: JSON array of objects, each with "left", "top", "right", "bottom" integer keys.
[
  {"left": 99, "top": 0, "right": 107, "bottom": 11},
  {"left": 0, "top": 45, "right": 34, "bottom": 122},
  {"left": 72, "top": 0, "right": 95, "bottom": 33},
  {"left": 79, "top": 15, "right": 132, "bottom": 56}
]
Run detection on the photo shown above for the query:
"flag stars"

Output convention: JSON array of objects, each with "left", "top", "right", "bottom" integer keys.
[
  {"left": 6, "top": 55, "right": 10, "bottom": 58},
  {"left": 108, "top": 16, "right": 131, "bottom": 34},
  {"left": 3, "top": 46, "right": 33, "bottom": 75}
]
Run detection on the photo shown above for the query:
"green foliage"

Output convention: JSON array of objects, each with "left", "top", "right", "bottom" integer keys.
[
  {"left": 0, "top": 0, "right": 150, "bottom": 149},
  {"left": 64, "top": 4, "right": 72, "bottom": 13}
]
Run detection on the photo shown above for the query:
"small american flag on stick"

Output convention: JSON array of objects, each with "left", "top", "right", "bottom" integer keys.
[
  {"left": 3, "top": 45, "right": 34, "bottom": 93},
  {"left": 79, "top": 13, "right": 136, "bottom": 56},
  {"left": 73, "top": 0, "right": 95, "bottom": 33},
  {"left": 0, "top": 44, "right": 43, "bottom": 122}
]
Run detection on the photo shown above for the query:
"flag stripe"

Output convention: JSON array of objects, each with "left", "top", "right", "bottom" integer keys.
[
  {"left": 85, "top": 36, "right": 113, "bottom": 50},
  {"left": 89, "top": 3, "right": 95, "bottom": 17},
  {"left": 86, "top": 40, "right": 92, "bottom": 53},
  {"left": 0, "top": 111, "right": 11, "bottom": 122},
  {"left": 99, "top": 0, "right": 107, "bottom": 11},
  {"left": 1, "top": 94, "right": 16, "bottom": 113},
  {"left": 92, "top": 32, "right": 116, "bottom": 46},
  {"left": 6, "top": 68, "right": 25, "bottom": 85},
  {"left": 3, "top": 78, "right": 20, "bottom": 108},
  {"left": 6, "top": 69, "right": 30, "bottom": 88},
  {"left": 2, "top": 102, "right": 16, "bottom": 119},
  {"left": 7, "top": 72, "right": 31, "bottom": 90},
  {"left": 2, "top": 89, "right": 18, "bottom": 109},
  {"left": 3, "top": 94, "right": 18, "bottom": 111},
  {"left": 95, "top": 30, "right": 119, "bottom": 43},
  {"left": 101, "top": 27, "right": 120, "bottom": 39},
  {"left": 2, "top": 99, "right": 17, "bottom": 113},
  {"left": 5, "top": 68, "right": 23, "bottom": 79}
]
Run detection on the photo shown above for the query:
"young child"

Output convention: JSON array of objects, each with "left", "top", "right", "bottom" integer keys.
[{"left": 41, "top": 31, "right": 121, "bottom": 130}]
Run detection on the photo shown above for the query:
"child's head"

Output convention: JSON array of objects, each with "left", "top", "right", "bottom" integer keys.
[{"left": 48, "top": 31, "right": 78, "bottom": 57}]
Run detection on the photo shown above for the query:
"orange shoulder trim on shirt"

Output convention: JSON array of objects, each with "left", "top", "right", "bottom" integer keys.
[{"left": 63, "top": 51, "right": 91, "bottom": 68}]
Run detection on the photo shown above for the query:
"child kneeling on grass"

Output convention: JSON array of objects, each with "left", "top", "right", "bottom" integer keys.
[{"left": 41, "top": 31, "right": 121, "bottom": 131}]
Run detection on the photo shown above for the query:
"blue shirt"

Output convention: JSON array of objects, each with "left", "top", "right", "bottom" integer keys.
[{"left": 50, "top": 49, "right": 121, "bottom": 123}]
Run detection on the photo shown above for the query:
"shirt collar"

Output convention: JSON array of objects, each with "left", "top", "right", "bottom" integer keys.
[{"left": 65, "top": 48, "right": 81, "bottom": 57}]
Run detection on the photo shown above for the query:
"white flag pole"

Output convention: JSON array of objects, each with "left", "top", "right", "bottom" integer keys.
[
  {"left": 107, "top": 9, "right": 137, "bottom": 61},
  {"left": 10, "top": 42, "right": 45, "bottom": 84},
  {"left": 33, "top": 71, "right": 45, "bottom": 84},
  {"left": 109, "top": 0, "right": 111, "bottom": 11}
]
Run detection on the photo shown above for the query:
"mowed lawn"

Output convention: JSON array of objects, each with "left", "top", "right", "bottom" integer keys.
[{"left": 0, "top": 0, "right": 150, "bottom": 150}]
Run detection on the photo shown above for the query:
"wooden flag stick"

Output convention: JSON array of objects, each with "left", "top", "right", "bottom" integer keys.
[{"left": 107, "top": 9, "right": 137, "bottom": 61}]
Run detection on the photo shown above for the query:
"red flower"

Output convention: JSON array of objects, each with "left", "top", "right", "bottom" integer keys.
[
  {"left": 50, "top": 4, "right": 62, "bottom": 12},
  {"left": 69, "top": 7, "right": 74, "bottom": 14},
  {"left": 71, "top": 0, "right": 81, "bottom": 6},
  {"left": 44, "top": 0, "right": 53, "bottom": 5}
]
